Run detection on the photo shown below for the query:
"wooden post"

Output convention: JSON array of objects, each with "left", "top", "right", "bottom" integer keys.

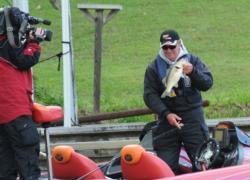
[
  {"left": 94, "top": 10, "right": 103, "bottom": 114},
  {"left": 78, "top": 4, "right": 122, "bottom": 113}
]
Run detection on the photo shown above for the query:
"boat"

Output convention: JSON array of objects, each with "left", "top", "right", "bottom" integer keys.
[
  {"left": 52, "top": 121, "right": 250, "bottom": 179},
  {"left": 33, "top": 103, "right": 250, "bottom": 179}
]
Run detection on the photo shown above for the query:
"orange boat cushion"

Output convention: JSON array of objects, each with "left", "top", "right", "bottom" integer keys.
[
  {"left": 32, "top": 103, "right": 63, "bottom": 123},
  {"left": 52, "top": 146, "right": 105, "bottom": 179},
  {"left": 121, "top": 144, "right": 145, "bottom": 165},
  {"left": 52, "top": 146, "right": 74, "bottom": 164},
  {"left": 121, "top": 144, "right": 175, "bottom": 179}
]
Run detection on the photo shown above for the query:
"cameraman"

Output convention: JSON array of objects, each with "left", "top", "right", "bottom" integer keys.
[{"left": 0, "top": 23, "right": 45, "bottom": 179}]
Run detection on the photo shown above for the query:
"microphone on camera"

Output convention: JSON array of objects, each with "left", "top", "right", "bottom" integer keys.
[{"left": 27, "top": 15, "right": 51, "bottom": 25}]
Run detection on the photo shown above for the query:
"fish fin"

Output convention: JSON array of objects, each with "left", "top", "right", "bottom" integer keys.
[
  {"left": 180, "top": 74, "right": 188, "bottom": 80},
  {"left": 169, "top": 90, "right": 176, "bottom": 97},
  {"left": 161, "top": 89, "right": 176, "bottom": 98},
  {"left": 162, "top": 77, "right": 166, "bottom": 85}
]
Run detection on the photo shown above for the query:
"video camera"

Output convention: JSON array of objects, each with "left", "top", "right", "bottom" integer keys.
[{"left": 0, "top": 6, "right": 52, "bottom": 47}]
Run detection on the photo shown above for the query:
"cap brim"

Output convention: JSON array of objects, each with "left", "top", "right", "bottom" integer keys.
[{"left": 160, "top": 40, "right": 178, "bottom": 48}]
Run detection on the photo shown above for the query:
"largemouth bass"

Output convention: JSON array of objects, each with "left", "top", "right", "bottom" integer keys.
[{"left": 161, "top": 59, "right": 188, "bottom": 98}]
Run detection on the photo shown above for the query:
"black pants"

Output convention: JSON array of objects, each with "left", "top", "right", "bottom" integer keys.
[
  {"left": 153, "top": 107, "right": 207, "bottom": 174},
  {"left": 0, "top": 116, "right": 40, "bottom": 180}
]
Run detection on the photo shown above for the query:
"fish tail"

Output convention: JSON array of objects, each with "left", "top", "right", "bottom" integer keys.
[
  {"left": 161, "top": 90, "right": 170, "bottom": 98},
  {"left": 161, "top": 89, "right": 176, "bottom": 98}
]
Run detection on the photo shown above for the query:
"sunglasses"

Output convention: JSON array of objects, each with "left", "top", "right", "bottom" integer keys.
[{"left": 162, "top": 45, "right": 176, "bottom": 50}]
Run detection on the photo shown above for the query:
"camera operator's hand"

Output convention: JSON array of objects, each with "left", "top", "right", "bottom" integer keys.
[{"left": 29, "top": 28, "right": 46, "bottom": 43}]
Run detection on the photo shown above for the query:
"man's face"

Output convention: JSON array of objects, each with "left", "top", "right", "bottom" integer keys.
[{"left": 162, "top": 41, "right": 180, "bottom": 61}]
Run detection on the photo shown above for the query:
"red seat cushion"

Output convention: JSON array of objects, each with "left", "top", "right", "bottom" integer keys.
[
  {"left": 121, "top": 144, "right": 175, "bottom": 179},
  {"left": 52, "top": 146, "right": 105, "bottom": 179},
  {"left": 32, "top": 103, "right": 63, "bottom": 123}
]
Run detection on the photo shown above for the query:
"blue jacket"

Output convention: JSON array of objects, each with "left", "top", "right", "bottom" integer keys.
[{"left": 143, "top": 53, "right": 213, "bottom": 120}]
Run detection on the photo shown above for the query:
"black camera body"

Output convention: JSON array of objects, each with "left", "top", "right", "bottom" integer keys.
[
  {"left": 27, "top": 27, "right": 53, "bottom": 42},
  {"left": 0, "top": 7, "right": 52, "bottom": 45}
]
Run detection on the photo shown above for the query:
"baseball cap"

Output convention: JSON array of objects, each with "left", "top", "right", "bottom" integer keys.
[{"left": 160, "top": 29, "right": 180, "bottom": 48}]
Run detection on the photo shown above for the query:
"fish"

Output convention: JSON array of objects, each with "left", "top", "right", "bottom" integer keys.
[{"left": 161, "top": 59, "right": 189, "bottom": 98}]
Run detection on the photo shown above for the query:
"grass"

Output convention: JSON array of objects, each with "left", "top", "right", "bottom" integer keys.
[{"left": 2, "top": 0, "right": 250, "bottom": 121}]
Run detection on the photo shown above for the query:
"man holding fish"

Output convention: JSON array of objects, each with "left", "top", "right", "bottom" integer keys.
[{"left": 143, "top": 29, "right": 213, "bottom": 174}]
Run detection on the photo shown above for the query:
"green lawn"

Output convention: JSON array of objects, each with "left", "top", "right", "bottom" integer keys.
[{"left": 4, "top": 0, "right": 250, "bottom": 121}]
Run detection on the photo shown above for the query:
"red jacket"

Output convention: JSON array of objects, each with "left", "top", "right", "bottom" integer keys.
[{"left": 0, "top": 35, "right": 41, "bottom": 124}]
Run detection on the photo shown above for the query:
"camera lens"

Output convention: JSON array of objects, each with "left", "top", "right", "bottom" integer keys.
[{"left": 44, "top": 29, "right": 52, "bottom": 41}]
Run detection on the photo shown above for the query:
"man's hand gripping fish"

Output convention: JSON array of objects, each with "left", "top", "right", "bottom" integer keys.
[{"left": 161, "top": 59, "right": 189, "bottom": 98}]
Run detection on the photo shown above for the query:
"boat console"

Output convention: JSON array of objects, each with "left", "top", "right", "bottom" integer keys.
[{"left": 194, "top": 122, "right": 240, "bottom": 171}]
